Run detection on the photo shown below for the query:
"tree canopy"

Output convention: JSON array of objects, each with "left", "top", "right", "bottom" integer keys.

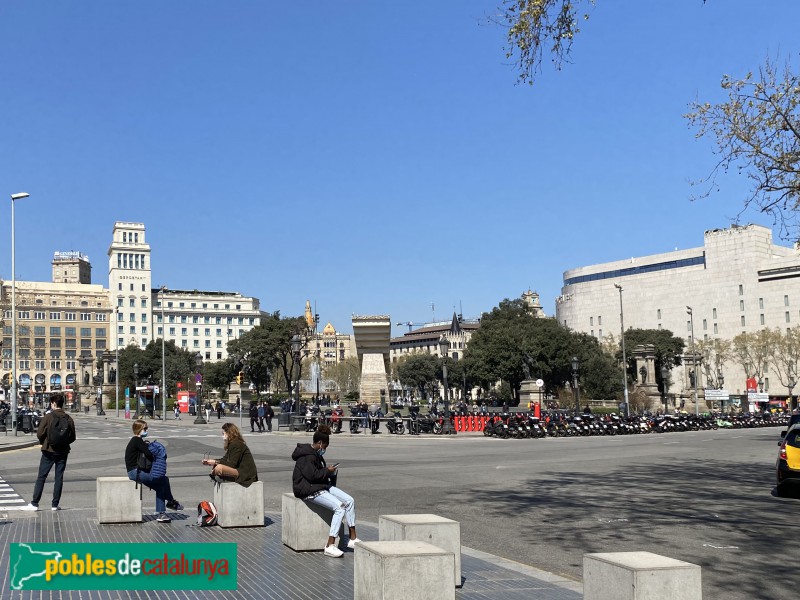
[
  {"left": 117, "top": 340, "right": 197, "bottom": 398},
  {"left": 686, "top": 57, "right": 800, "bottom": 239}
]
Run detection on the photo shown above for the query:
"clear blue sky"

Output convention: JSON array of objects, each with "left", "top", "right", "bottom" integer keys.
[{"left": 1, "top": 1, "right": 797, "bottom": 335}]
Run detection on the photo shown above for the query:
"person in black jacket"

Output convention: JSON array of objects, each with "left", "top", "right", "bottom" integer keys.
[
  {"left": 292, "top": 425, "right": 360, "bottom": 557},
  {"left": 20, "top": 394, "right": 76, "bottom": 511},
  {"left": 124, "top": 419, "right": 182, "bottom": 523}
]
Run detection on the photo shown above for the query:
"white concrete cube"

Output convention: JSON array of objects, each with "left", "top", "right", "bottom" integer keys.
[
  {"left": 213, "top": 481, "right": 264, "bottom": 528},
  {"left": 354, "top": 541, "right": 455, "bottom": 600},
  {"left": 379, "top": 514, "right": 461, "bottom": 587},
  {"left": 97, "top": 477, "right": 142, "bottom": 524},
  {"left": 584, "top": 552, "right": 702, "bottom": 600},
  {"left": 281, "top": 493, "right": 344, "bottom": 551}
]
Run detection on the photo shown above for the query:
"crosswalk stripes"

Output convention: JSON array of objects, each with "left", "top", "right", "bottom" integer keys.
[{"left": 0, "top": 477, "right": 27, "bottom": 507}]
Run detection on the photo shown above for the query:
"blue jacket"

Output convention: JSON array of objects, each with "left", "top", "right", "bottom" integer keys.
[{"left": 148, "top": 440, "right": 168, "bottom": 479}]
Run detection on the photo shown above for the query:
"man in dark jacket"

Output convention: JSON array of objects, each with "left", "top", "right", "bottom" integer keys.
[
  {"left": 249, "top": 402, "right": 259, "bottom": 432},
  {"left": 22, "top": 394, "right": 76, "bottom": 511},
  {"left": 292, "top": 426, "right": 360, "bottom": 557}
]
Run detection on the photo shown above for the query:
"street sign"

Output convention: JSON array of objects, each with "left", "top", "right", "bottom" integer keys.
[
  {"left": 154, "top": 386, "right": 159, "bottom": 394},
  {"left": 535, "top": 379, "right": 544, "bottom": 388},
  {"left": 747, "top": 392, "right": 769, "bottom": 402},
  {"left": 703, "top": 389, "right": 730, "bottom": 401}
]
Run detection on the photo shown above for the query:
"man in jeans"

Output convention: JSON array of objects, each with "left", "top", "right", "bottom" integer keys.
[{"left": 21, "top": 394, "right": 76, "bottom": 511}]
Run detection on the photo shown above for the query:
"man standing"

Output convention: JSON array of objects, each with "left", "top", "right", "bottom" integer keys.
[
  {"left": 249, "top": 401, "right": 259, "bottom": 432},
  {"left": 22, "top": 394, "right": 76, "bottom": 511},
  {"left": 265, "top": 402, "right": 274, "bottom": 432}
]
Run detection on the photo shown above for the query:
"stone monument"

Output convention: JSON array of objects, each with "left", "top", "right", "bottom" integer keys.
[
  {"left": 631, "top": 344, "right": 662, "bottom": 412},
  {"left": 352, "top": 315, "right": 391, "bottom": 410}
]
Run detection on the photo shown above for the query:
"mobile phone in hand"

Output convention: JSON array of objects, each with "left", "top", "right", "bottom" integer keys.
[{"left": 332, "top": 463, "right": 340, "bottom": 469}]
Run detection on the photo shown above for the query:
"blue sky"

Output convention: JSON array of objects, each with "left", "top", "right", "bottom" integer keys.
[{"left": 1, "top": 1, "right": 798, "bottom": 335}]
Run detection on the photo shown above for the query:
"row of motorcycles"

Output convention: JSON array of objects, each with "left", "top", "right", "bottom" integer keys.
[
  {"left": 483, "top": 411, "right": 789, "bottom": 439},
  {"left": 302, "top": 405, "right": 455, "bottom": 435}
]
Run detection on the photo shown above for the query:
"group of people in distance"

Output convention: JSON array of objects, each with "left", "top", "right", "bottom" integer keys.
[{"left": 126, "top": 420, "right": 358, "bottom": 556}]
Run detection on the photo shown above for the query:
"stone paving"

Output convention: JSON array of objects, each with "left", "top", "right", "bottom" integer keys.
[{"left": 0, "top": 509, "right": 583, "bottom": 600}]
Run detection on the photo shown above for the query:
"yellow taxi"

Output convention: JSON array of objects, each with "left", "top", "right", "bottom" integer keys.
[{"left": 777, "top": 424, "right": 800, "bottom": 497}]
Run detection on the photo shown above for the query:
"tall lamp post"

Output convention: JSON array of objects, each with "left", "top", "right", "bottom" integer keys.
[
  {"left": 9, "top": 192, "right": 30, "bottom": 435},
  {"left": 193, "top": 352, "right": 205, "bottom": 424},
  {"left": 571, "top": 356, "right": 580, "bottom": 414},
  {"left": 160, "top": 286, "right": 167, "bottom": 421},
  {"left": 291, "top": 334, "right": 302, "bottom": 413},
  {"left": 686, "top": 306, "right": 699, "bottom": 415},
  {"left": 613, "top": 284, "right": 630, "bottom": 417},
  {"left": 133, "top": 362, "right": 139, "bottom": 418},
  {"left": 660, "top": 365, "right": 670, "bottom": 414},
  {"left": 438, "top": 335, "right": 450, "bottom": 416}
]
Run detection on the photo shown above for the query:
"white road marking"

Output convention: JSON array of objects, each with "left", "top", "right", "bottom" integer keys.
[
  {"left": 0, "top": 499, "right": 26, "bottom": 504},
  {"left": 703, "top": 543, "right": 739, "bottom": 549}
]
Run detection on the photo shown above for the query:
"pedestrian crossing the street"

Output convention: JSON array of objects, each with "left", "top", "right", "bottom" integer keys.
[{"left": 0, "top": 477, "right": 27, "bottom": 509}]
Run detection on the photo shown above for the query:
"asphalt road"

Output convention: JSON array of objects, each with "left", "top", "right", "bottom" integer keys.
[{"left": 2, "top": 416, "right": 793, "bottom": 600}]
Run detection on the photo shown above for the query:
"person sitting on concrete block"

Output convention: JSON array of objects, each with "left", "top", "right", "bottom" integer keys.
[
  {"left": 292, "top": 424, "right": 360, "bottom": 558},
  {"left": 202, "top": 422, "right": 258, "bottom": 487}
]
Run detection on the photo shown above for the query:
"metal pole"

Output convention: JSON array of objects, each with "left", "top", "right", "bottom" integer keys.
[
  {"left": 442, "top": 362, "right": 449, "bottom": 415},
  {"left": 10, "top": 197, "right": 17, "bottom": 436},
  {"left": 614, "top": 284, "right": 630, "bottom": 417},
  {"left": 573, "top": 370, "right": 579, "bottom": 414},
  {"left": 115, "top": 334, "right": 119, "bottom": 417},
  {"left": 161, "top": 287, "right": 166, "bottom": 421},
  {"left": 687, "top": 306, "right": 699, "bottom": 416}
]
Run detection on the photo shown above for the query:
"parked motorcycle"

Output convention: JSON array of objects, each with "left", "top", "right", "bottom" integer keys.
[{"left": 385, "top": 411, "right": 405, "bottom": 435}]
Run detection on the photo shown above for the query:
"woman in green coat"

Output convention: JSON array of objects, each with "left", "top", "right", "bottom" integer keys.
[{"left": 202, "top": 422, "right": 258, "bottom": 487}]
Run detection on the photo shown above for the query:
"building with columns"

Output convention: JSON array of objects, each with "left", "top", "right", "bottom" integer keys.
[{"left": 108, "top": 222, "right": 152, "bottom": 350}]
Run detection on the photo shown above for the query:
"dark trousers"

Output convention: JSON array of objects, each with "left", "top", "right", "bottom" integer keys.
[
  {"left": 32, "top": 450, "right": 68, "bottom": 508},
  {"left": 250, "top": 417, "right": 258, "bottom": 431},
  {"left": 265, "top": 417, "right": 273, "bottom": 432}
]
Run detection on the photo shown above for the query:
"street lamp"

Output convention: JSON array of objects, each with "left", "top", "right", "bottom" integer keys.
[
  {"left": 291, "top": 334, "right": 302, "bottom": 412},
  {"left": 613, "top": 284, "right": 630, "bottom": 417},
  {"left": 9, "top": 192, "right": 30, "bottom": 435},
  {"left": 660, "top": 365, "right": 670, "bottom": 414},
  {"left": 686, "top": 306, "right": 699, "bottom": 416},
  {"left": 160, "top": 286, "right": 167, "bottom": 421},
  {"left": 133, "top": 362, "right": 139, "bottom": 418},
  {"left": 193, "top": 352, "right": 205, "bottom": 424},
  {"left": 571, "top": 356, "right": 580, "bottom": 414},
  {"left": 438, "top": 335, "right": 450, "bottom": 416},
  {"left": 788, "top": 375, "right": 796, "bottom": 412}
]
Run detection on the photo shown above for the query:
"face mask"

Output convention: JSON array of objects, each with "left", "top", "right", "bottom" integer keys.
[
  {"left": 141, "top": 431, "right": 149, "bottom": 438},
  {"left": 317, "top": 448, "right": 326, "bottom": 456}
]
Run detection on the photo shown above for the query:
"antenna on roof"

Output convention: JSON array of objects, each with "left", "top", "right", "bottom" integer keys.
[{"left": 431, "top": 302, "right": 436, "bottom": 323}]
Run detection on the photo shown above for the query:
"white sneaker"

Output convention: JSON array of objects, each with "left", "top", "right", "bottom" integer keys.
[
  {"left": 347, "top": 538, "right": 362, "bottom": 549},
  {"left": 16, "top": 503, "right": 39, "bottom": 511},
  {"left": 323, "top": 545, "right": 344, "bottom": 558}
]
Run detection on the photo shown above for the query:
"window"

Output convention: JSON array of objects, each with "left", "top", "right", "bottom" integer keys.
[
  {"left": 217, "top": 352, "right": 222, "bottom": 360},
  {"left": 142, "top": 284, "right": 146, "bottom": 292},
  {"left": 169, "top": 315, "right": 175, "bottom": 323},
  {"left": 96, "top": 340, "right": 106, "bottom": 349},
  {"left": 687, "top": 321, "right": 691, "bottom": 332},
  {"left": 702, "top": 319, "right": 707, "bottom": 330},
  {"left": 216, "top": 317, "right": 221, "bottom": 324},
  {"left": 50, "top": 327, "right": 61, "bottom": 336},
  {"left": 226, "top": 317, "right": 232, "bottom": 324},
  {"left": 192, "top": 316, "right": 198, "bottom": 323},
  {"left": 759, "top": 298, "right": 764, "bottom": 310},
  {"left": 191, "top": 303, "right": 196, "bottom": 308},
  {"left": 739, "top": 284, "right": 744, "bottom": 295},
  {"left": 193, "top": 340, "right": 199, "bottom": 348},
  {"left": 34, "top": 311, "right": 46, "bottom": 319},
  {"left": 599, "top": 329, "right": 602, "bottom": 337},
  {"left": 119, "top": 326, "right": 124, "bottom": 334},
  {"left": 81, "top": 313, "right": 92, "bottom": 321},
  {"left": 65, "top": 339, "right": 76, "bottom": 348},
  {"left": 117, "top": 298, "right": 123, "bottom": 307},
  {"left": 181, "top": 316, "right": 187, "bottom": 323},
  {"left": 80, "top": 327, "right": 91, "bottom": 337},
  {"left": 193, "top": 328, "right": 199, "bottom": 336},
  {"left": 129, "top": 298, "right": 135, "bottom": 307},
  {"left": 181, "top": 340, "right": 187, "bottom": 348},
  {"left": 157, "top": 327, "right": 163, "bottom": 335},
  {"left": 787, "top": 312, "right": 791, "bottom": 323},
  {"left": 786, "top": 295, "right": 790, "bottom": 307},
  {"left": 181, "top": 328, "right": 187, "bottom": 336},
  {"left": 760, "top": 314, "right": 765, "bottom": 325},
  {"left": 141, "top": 314, "right": 147, "bottom": 322},
  {"left": 213, "top": 304, "right": 219, "bottom": 309},
  {"left": 95, "top": 328, "right": 106, "bottom": 337},
  {"left": 95, "top": 314, "right": 106, "bottom": 322},
  {"left": 216, "top": 340, "right": 222, "bottom": 348},
  {"left": 205, "top": 329, "right": 211, "bottom": 336},
  {"left": 35, "top": 360, "right": 46, "bottom": 370},
  {"left": 129, "top": 283, "right": 133, "bottom": 291},
  {"left": 50, "top": 312, "right": 61, "bottom": 320},
  {"left": 237, "top": 317, "right": 243, "bottom": 325},
  {"left": 142, "top": 299, "right": 147, "bottom": 308},
  {"left": 204, "top": 316, "right": 210, "bottom": 324},
  {"left": 119, "top": 337, "right": 124, "bottom": 346},
  {"left": 179, "top": 302, "right": 185, "bottom": 308},
  {"left": 167, "top": 302, "right": 173, "bottom": 308},
  {"left": 216, "top": 329, "right": 222, "bottom": 336},
  {"left": 169, "top": 327, "right": 175, "bottom": 336},
  {"left": 129, "top": 313, "right": 135, "bottom": 322},
  {"left": 50, "top": 360, "right": 61, "bottom": 370},
  {"left": 236, "top": 305, "right": 241, "bottom": 310},
  {"left": 713, "top": 323, "right": 718, "bottom": 334},
  {"left": 657, "top": 309, "right": 661, "bottom": 320},
  {"left": 202, "top": 303, "right": 208, "bottom": 309},
  {"left": 713, "top": 308, "right": 717, "bottom": 319},
  {"left": 598, "top": 316, "right": 602, "bottom": 326},
  {"left": 740, "top": 300, "right": 745, "bottom": 311},
  {"left": 591, "top": 330, "right": 594, "bottom": 337},
  {"left": 741, "top": 315, "right": 746, "bottom": 327},
  {"left": 225, "top": 304, "right": 230, "bottom": 310},
  {"left": 117, "top": 313, "right": 124, "bottom": 322},
  {"left": 205, "top": 340, "right": 210, "bottom": 348},
  {"left": 65, "top": 312, "right": 76, "bottom": 321},
  {"left": 34, "top": 326, "right": 45, "bottom": 336},
  {"left": 34, "top": 338, "right": 46, "bottom": 348},
  {"left": 129, "top": 326, "right": 136, "bottom": 334},
  {"left": 118, "top": 283, "right": 122, "bottom": 291}
]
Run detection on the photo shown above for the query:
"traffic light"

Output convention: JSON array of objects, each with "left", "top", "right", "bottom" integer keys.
[{"left": 236, "top": 372, "right": 244, "bottom": 385}]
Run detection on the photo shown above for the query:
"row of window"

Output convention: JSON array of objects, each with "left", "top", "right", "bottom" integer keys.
[
  {"left": 565, "top": 255, "right": 706, "bottom": 286},
  {"left": 118, "top": 298, "right": 148, "bottom": 308},
  {"left": 4, "top": 327, "right": 106, "bottom": 337},
  {"left": 117, "top": 313, "right": 147, "bottom": 322},
  {"left": 157, "top": 314, "right": 252, "bottom": 326},
  {"left": 121, "top": 231, "right": 140, "bottom": 244},
  {"left": 118, "top": 283, "right": 148, "bottom": 292},
  {"left": 116, "top": 253, "right": 147, "bottom": 270},
  {"left": 5, "top": 310, "right": 106, "bottom": 322},
  {"left": 3, "top": 360, "right": 77, "bottom": 371},
  {"left": 157, "top": 301, "right": 245, "bottom": 311}
]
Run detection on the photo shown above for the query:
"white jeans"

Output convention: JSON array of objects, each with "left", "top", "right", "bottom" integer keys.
[{"left": 308, "top": 487, "right": 355, "bottom": 538}]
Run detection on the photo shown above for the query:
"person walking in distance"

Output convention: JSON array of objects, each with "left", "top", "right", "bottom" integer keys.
[
  {"left": 249, "top": 402, "right": 259, "bottom": 433},
  {"left": 257, "top": 402, "right": 265, "bottom": 433},
  {"left": 21, "top": 394, "right": 76, "bottom": 511},
  {"left": 265, "top": 402, "right": 274, "bottom": 432},
  {"left": 174, "top": 403, "right": 181, "bottom": 420}
]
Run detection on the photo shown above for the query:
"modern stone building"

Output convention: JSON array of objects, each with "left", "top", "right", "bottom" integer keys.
[
  {"left": 556, "top": 224, "right": 800, "bottom": 401},
  {"left": 108, "top": 222, "right": 152, "bottom": 350}
]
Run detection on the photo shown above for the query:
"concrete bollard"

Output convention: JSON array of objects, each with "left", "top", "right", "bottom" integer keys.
[
  {"left": 379, "top": 514, "right": 461, "bottom": 587},
  {"left": 213, "top": 481, "right": 264, "bottom": 527},
  {"left": 97, "top": 477, "right": 142, "bottom": 524},
  {"left": 583, "top": 551, "right": 702, "bottom": 600},
  {"left": 281, "top": 493, "right": 344, "bottom": 551}
]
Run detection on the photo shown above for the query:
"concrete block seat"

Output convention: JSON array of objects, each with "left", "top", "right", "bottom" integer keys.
[
  {"left": 379, "top": 513, "right": 461, "bottom": 587},
  {"left": 213, "top": 481, "right": 264, "bottom": 528},
  {"left": 583, "top": 551, "right": 702, "bottom": 600},
  {"left": 354, "top": 541, "right": 455, "bottom": 600},
  {"left": 281, "top": 493, "right": 344, "bottom": 551},
  {"left": 97, "top": 477, "right": 143, "bottom": 524}
]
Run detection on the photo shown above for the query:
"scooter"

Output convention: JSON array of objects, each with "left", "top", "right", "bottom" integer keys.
[
  {"left": 385, "top": 411, "right": 405, "bottom": 435},
  {"left": 349, "top": 406, "right": 361, "bottom": 434}
]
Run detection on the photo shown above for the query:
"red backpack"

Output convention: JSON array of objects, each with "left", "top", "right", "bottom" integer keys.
[{"left": 196, "top": 501, "right": 218, "bottom": 527}]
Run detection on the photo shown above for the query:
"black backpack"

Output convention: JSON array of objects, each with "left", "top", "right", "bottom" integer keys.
[
  {"left": 48, "top": 412, "right": 73, "bottom": 448},
  {"left": 137, "top": 441, "right": 153, "bottom": 473}
]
